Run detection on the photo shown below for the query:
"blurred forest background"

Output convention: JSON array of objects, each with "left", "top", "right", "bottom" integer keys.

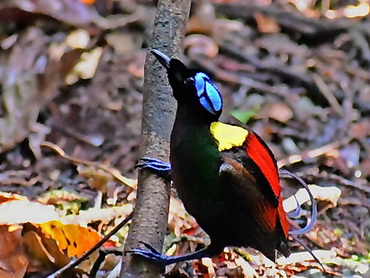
[{"left": 0, "top": 0, "right": 369, "bottom": 277}]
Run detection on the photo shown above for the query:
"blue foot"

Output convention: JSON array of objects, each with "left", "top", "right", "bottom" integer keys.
[
  {"left": 126, "top": 241, "right": 214, "bottom": 267},
  {"left": 135, "top": 157, "right": 172, "bottom": 181},
  {"left": 126, "top": 242, "right": 172, "bottom": 267}
]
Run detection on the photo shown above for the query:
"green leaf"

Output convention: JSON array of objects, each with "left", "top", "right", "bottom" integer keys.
[{"left": 231, "top": 108, "right": 258, "bottom": 124}]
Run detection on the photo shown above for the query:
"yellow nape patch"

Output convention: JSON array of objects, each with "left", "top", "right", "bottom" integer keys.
[{"left": 210, "top": 122, "right": 249, "bottom": 151}]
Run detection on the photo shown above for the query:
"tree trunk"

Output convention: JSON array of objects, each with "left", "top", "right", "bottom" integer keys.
[{"left": 121, "top": 0, "right": 191, "bottom": 277}]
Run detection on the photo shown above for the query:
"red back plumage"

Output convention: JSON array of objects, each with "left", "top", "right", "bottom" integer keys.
[{"left": 245, "top": 132, "right": 290, "bottom": 237}]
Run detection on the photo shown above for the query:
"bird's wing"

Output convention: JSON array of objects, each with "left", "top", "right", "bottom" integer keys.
[{"left": 211, "top": 122, "right": 289, "bottom": 237}]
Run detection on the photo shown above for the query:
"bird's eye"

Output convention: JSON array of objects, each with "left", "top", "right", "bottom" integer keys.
[{"left": 185, "top": 77, "right": 194, "bottom": 86}]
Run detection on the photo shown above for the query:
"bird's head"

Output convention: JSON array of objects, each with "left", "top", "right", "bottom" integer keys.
[{"left": 151, "top": 49, "right": 223, "bottom": 122}]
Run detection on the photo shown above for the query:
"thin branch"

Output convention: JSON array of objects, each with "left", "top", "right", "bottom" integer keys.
[
  {"left": 41, "top": 141, "right": 136, "bottom": 189},
  {"left": 46, "top": 212, "right": 133, "bottom": 278},
  {"left": 121, "top": 0, "right": 191, "bottom": 277}
]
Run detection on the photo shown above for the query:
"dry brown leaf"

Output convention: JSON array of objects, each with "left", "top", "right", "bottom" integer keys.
[
  {"left": 0, "top": 225, "right": 28, "bottom": 278},
  {"left": 22, "top": 220, "right": 101, "bottom": 274},
  {"left": 106, "top": 33, "right": 135, "bottom": 55},
  {"left": 65, "top": 29, "right": 90, "bottom": 49},
  {"left": 0, "top": 192, "right": 26, "bottom": 204},
  {"left": 283, "top": 184, "right": 341, "bottom": 213},
  {"left": 184, "top": 34, "right": 219, "bottom": 59},
  {"left": 80, "top": 0, "right": 95, "bottom": 5},
  {"left": 0, "top": 192, "right": 104, "bottom": 275},
  {"left": 38, "top": 189, "right": 88, "bottom": 207},
  {"left": 277, "top": 249, "right": 337, "bottom": 266},
  {"left": 66, "top": 47, "right": 102, "bottom": 84},
  {"left": 76, "top": 249, "right": 100, "bottom": 274},
  {"left": 186, "top": 2, "right": 215, "bottom": 35},
  {"left": 0, "top": 198, "right": 59, "bottom": 225},
  {"left": 0, "top": 74, "right": 40, "bottom": 153},
  {"left": 78, "top": 165, "right": 112, "bottom": 193},
  {"left": 0, "top": 28, "right": 55, "bottom": 154},
  {"left": 168, "top": 197, "right": 197, "bottom": 237},
  {"left": 254, "top": 12, "right": 280, "bottom": 33},
  {"left": 0, "top": 0, "right": 101, "bottom": 27},
  {"left": 28, "top": 221, "right": 100, "bottom": 258},
  {"left": 258, "top": 101, "right": 293, "bottom": 123},
  {"left": 22, "top": 228, "right": 69, "bottom": 270},
  {"left": 61, "top": 204, "right": 133, "bottom": 227},
  {"left": 343, "top": 2, "right": 370, "bottom": 18}
]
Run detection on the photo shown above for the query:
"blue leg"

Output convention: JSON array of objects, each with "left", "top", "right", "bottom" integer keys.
[
  {"left": 135, "top": 157, "right": 172, "bottom": 181},
  {"left": 126, "top": 242, "right": 217, "bottom": 267}
]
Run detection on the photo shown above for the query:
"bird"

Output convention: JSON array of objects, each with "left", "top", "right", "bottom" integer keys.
[{"left": 129, "top": 49, "right": 315, "bottom": 267}]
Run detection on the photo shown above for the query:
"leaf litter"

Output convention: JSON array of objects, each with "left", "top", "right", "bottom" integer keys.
[{"left": 0, "top": 0, "right": 369, "bottom": 277}]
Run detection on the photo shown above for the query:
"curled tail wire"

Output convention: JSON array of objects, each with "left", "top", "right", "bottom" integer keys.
[
  {"left": 287, "top": 195, "right": 301, "bottom": 218},
  {"left": 290, "top": 234, "right": 325, "bottom": 272},
  {"left": 279, "top": 168, "right": 324, "bottom": 271},
  {"left": 279, "top": 168, "right": 317, "bottom": 235}
]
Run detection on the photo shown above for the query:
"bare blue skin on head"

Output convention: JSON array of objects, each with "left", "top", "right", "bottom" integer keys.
[{"left": 194, "top": 72, "right": 223, "bottom": 115}]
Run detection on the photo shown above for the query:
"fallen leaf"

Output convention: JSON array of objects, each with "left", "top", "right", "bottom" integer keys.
[
  {"left": 80, "top": 0, "right": 95, "bottom": 4},
  {"left": 254, "top": 12, "right": 280, "bottom": 33},
  {"left": 0, "top": 225, "right": 28, "bottom": 278},
  {"left": 61, "top": 204, "right": 133, "bottom": 227},
  {"left": 28, "top": 221, "right": 100, "bottom": 258},
  {"left": 0, "top": 198, "right": 59, "bottom": 225},
  {"left": 66, "top": 47, "right": 102, "bottom": 84},
  {"left": 259, "top": 101, "right": 293, "bottom": 123},
  {"left": 277, "top": 249, "right": 337, "bottom": 266},
  {"left": 184, "top": 34, "right": 218, "bottom": 59},
  {"left": 106, "top": 33, "right": 135, "bottom": 55},
  {"left": 65, "top": 29, "right": 90, "bottom": 49},
  {"left": 343, "top": 2, "right": 370, "bottom": 18},
  {"left": 283, "top": 184, "right": 342, "bottom": 213},
  {"left": 0, "top": 192, "right": 103, "bottom": 275},
  {"left": 22, "top": 228, "right": 68, "bottom": 270},
  {"left": 0, "top": 0, "right": 101, "bottom": 27},
  {"left": 0, "top": 192, "right": 26, "bottom": 204}
]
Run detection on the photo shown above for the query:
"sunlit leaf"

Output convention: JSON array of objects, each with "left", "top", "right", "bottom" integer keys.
[
  {"left": 231, "top": 109, "right": 257, "bottom": 124},
  {"left": 0, "top": 199, "right": 59, "bottom": 225},
  {"left": 0, "top": 192, "right": 26, "bottom": 204},
  {"left": 26, "top": 221, "right": 100, "bottom": 258}
]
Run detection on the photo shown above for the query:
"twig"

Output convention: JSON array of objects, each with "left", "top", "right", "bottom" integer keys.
[
  {"left": 277, "top": 140, "right": 343, "bottom": 167},
  {"left": 320, "top": 173, "right": 370, "bottom": 194},
  {"left": 312, "top": 73, "right": 343, "bottom": 116},
  {"left": 41, "top": 141, "right": 136, "bottom": 189},
  {"left": 290, "top": 235, "right": 325, "bottom": 272},
  {"left": 193, "top": 57, "right": 292, "bottom": 97},
  {"left": 219, "top": 44, "right": 328, "bottom": 106},
  {"left": 214, "top": 3, "right": 350, "bottom": 39},
  {"left": 96, "top": 8, "right": 149, "bottom": 30}
]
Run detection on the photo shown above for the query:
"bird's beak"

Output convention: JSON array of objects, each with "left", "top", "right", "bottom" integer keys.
[{"left": 150, "top": 49, "right": 170, "bottom": 70}]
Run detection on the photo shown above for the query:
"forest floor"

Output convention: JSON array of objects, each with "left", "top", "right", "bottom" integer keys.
[{"left": 0, "top": 0, "right": 369, "bottom": 277}]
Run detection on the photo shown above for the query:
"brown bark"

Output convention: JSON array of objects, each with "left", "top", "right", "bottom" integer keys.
[{"left": 121, "top": 0, "right": 191, "bottom": 277}]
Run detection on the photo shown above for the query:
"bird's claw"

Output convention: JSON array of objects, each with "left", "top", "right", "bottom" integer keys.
[
  {"left": 126, "top": 242, "right": 169, "bottom": 266},
  {"left": 138, "top": 241, "right": 161, "bottom": 254},
  {"left": 136, "top": 157, "right": 171, "bottom": 171},
  {"left": 135, "top": 157, "right": 172, "bottom": 181}
]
